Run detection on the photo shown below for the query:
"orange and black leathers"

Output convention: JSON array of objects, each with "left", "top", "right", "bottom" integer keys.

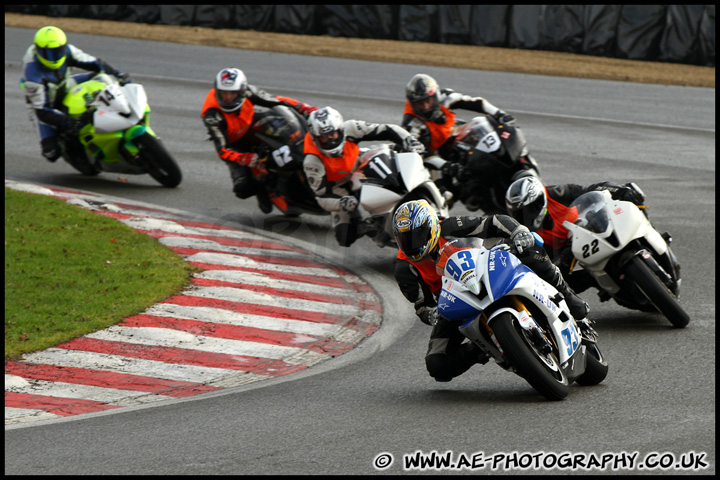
[
  {"left": 201, "top": 87, "right": 311, "bottom": 165},
  {"left": 401, "top": 88, "right": 498, "bottom": 155},
  {"left": 302, "top": 132, "right": 360, "bottom": 183},
  {"left": 402, "top": 101, "right": 456, "bottom": 153}
]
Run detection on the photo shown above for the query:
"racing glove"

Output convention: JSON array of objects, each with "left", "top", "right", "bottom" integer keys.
[
  {"left": 441, "top": 161, "right": 460, "bottom": 179},
  {"left": 402, "top": 136, "right": 426, "bottom": 154},
  {"left": 220, "top": 149, "right": 259, "bottom": 167},
  {"left": 297, "top": 103, "right": 318, "bottom": 118},
  {"left": 417, "top": 305, "right": 440, "bottom": 326},
  {"left": 511, "top": 225, "right": 535, "bottom": 254},
  {"left": 493, "top": 110, "right": 515, "bottom": 124},
  {"left": 618, "top": 182, "right": 645, "bottom": 205},
  {"left": 339, "top": 195, "right": 359, "bottom": 212}
]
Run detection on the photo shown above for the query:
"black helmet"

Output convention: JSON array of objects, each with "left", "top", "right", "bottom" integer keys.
[{"left": 406, "top": 74, "right": 441, "bottom": 121}]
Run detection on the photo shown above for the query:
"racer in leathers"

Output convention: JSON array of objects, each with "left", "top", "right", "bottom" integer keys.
[
  {"left": 201, "top": 67, "right": 318, "bottom": 213},
  {"left": 303, "top": 106, "right": 425, "bottom": 247},
  {"left": 402, "top": 74, "right": 525, "bottom": 199},
  {"left": 505, "top": 176, "right": 646, "bottom": 293},
  {"left": 402, "top": 73, "right": 538, "bottom": 210},
  {"left": 20, "top": 26, "right": 129, "bottom": 162},
  {"left": 392, "top": 199, "right": 591, "bottom": 382}
]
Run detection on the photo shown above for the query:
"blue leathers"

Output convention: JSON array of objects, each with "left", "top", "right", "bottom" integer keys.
[{"left": 21, "top": 43, "right": 125, "bottom": 160}]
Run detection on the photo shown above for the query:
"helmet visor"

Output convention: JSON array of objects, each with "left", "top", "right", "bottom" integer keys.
[
  {"left": 514, "top": 196, "right": 545, "bottom": 228},
  {"left": 317, "top": 131, "right": 343, "bottom": 151},
  {"left": 39, "top": 44, "right": 66, "bottom": 62},
  {"left": 397, "top": 221, "right": 432, "bottom": 261}
]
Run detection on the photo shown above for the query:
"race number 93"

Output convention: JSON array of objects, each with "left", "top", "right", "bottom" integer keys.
[{"left": 446, "top": 251, "right": 475, "bottom": 281}]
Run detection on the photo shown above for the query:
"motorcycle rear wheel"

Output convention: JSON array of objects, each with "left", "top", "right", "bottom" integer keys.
[
  {"left": 136, "top": 133, "right": 182, "bottom": 188},
  {"left": 624, "top": 256, "right": 690, "bottom": 328},
  {"left": 492, "top": 313, "right": 570, "bottom": 401}
]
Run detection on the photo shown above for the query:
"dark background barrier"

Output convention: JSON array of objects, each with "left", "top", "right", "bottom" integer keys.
[{"left": 5, "top": 5, "right": 715, "bottom": 67}]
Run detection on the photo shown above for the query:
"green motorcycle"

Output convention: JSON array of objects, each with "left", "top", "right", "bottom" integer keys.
[{"left": 58, "top": 73, "right": 182, "bottom": 187}]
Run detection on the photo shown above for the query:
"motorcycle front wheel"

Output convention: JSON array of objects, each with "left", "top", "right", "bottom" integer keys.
[
  {"left": 492, "top": 312, "right": 570, "bottom": 401},
  {"left": 136, "top": 133, "right": 182, "bottom": 188},
  {"left": 575, "top": 341, "right": 609, "bottom": 386},
  {"left": 624, "top": 256, "right": 690, "bottom": 328}
]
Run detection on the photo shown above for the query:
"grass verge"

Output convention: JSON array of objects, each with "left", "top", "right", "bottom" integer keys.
[{"left": 4, "top": 187, "right": 201, "bottom": 360}]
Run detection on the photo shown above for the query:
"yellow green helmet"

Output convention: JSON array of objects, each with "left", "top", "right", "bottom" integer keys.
[{"left": 34, "top": 26, "right": 68, "bottom": 70}]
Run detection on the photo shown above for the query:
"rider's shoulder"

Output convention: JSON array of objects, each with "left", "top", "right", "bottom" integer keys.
[{"left": 202, "top": 107, "right": 225, "bottom": 124}]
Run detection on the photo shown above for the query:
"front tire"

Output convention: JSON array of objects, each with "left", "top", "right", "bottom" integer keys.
[
  {"left": 575, "top": 342, "right": 608, "bottom": 386},
  {"left": 492, "top": 312, "right": 570, "bottom": 401},
  {"left": 136, "top": 133, "right": 182, "bottom": 188},
  {"left": 624, "top": 256, "right": 690, "bottom": 328}
]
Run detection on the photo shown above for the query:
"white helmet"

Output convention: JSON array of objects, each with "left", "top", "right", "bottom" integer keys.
[
  {"left": 214, "top": 68, "right": 248, "bottom": 113},
  {"left": 505, "top": 176, "right": 548, "bottom": 231},
  {"left": 307, "top": 106, "right": 345, "bottom": 157}
]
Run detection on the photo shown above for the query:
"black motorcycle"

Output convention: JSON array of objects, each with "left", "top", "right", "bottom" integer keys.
[
  {"left": 442, "top": 115, "right": 540, "bottom": 214},
  {"left": 248, "top": 106, "right": 325, "bottom": 216}
]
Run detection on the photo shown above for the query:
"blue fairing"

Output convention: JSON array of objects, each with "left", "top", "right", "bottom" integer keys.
[
  {"left": 438, "top": 289, "right": 478, "bottom": 322},
  {"left": 486, "top": 248, "right": 534, "bottom": 299}
]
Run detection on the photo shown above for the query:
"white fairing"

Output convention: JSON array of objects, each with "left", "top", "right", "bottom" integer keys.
[
  {"left": 359, "top": 150, "right": 448, "bottom": 217},
  {"left": 563, "top": 190, "right": 667, "bottom": 272},
  {"left": 360, "top": 184, "right": 402, "bottom": 215},
  {"left": 397, "top": 152, "right": 431, "bottom": 189},
  {"left": 91, "top": 83, "right": 147, "bottom": 133}
]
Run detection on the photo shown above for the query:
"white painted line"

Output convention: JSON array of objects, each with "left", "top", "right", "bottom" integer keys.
[
  {"left": 184, "top": 251, "right": 340, "bottom": 277},
  {"left": 195, "top": 269, "right": 357, "bottom": 295},
  {"left": 144, "top": 304, "right": 345, "bottom": 337},
  {"left": 177, "top": 285, "right": 361, "bottom": 315},
  {"left": 85, "top": 327, "right": 330, "bottom": 366},
  {"left": 18, "top": 349, "right": 253, "bottom": 383},
  {"left": 5, "top": 378, "right": 175, "bottom": 404}
]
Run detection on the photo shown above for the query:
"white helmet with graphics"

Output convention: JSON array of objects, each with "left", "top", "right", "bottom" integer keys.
[
  {"left": 214, "top": 68, "right": 248, "bottom": 113},
  {"left": 307, "top": 106, "right": 345, "bottom": 157}
]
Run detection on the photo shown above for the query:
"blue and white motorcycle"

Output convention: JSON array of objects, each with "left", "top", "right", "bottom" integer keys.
[{"left": 436, "top": 237, "right": 608, "bottom": 400}]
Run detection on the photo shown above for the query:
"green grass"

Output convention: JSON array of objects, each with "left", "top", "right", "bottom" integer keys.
[{"left": 4, "top": 187, "right": 201, "bottom": 360}]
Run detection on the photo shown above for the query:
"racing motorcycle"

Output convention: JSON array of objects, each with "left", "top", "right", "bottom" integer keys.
[
  {"left": 437, "top": 236, "right": 608, "bottom": 401},
  {"left": 442, "top": 114, "right": 540, "bottom": 214},
  {"left": 58, "top": 73, "right": 182, "bottom": 187},
  {"left": 355, "top": 144, "right": 449, "bottom": 247},
  {"left": 562, "top": 190, "right": 689, "bottom": 328},
  {"left": 248, "top": 105, "right": 325, "bottom": 216}
]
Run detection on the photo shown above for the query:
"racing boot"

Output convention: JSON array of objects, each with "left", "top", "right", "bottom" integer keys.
[
  {"left": 41, "top": 137, "right": 61, "bottom": 162},
  {"left": 255, "top": 186, "right": 273, "bottom": 214},
  {"left": 556, "top": 279, "right": 590, "bottom": 320},
  {"left": 543, "top": 263, "right": 590, "bottom": 320},
  {"left": 462, "top": 341, "right": 490, "bottom": 365}
]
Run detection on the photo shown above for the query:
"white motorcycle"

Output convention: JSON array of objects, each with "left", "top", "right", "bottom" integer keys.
[
  {"left": 437, "top": 237, "right": 608, "bottom": 401},
  {"left": 354, "top": 144, "right": 449, "bottom": 247},
  {"left": 562, "top": 190, "right": 689, "bottom": 328}
]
